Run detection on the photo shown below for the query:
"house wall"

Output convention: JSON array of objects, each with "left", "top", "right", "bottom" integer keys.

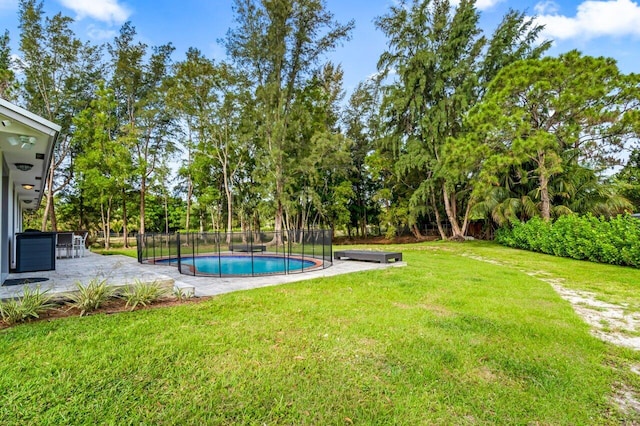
[
  {"left": 10, "top": 175, "right": 19, "bottom": 270},
  {"left": 1, "top": 100, "right": 60, "bottom": 283},
  {"left": 0, "top": 153, "right": 8, "bottom": 282}
]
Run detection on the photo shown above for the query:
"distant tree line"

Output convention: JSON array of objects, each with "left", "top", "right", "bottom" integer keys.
[{"left": 2, "top": 0, "right": 639, "bottom": 248}]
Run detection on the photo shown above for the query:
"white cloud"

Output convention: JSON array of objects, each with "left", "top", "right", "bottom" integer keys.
[
  {"left": 86, "top": 25, "right": 118, "bottom": 40},
  {"left": 474, "top": 0, "right": 504, "bottom": 10},
  {"left": 58, "top": 0, "right": 130, "bottom": 24},
  {"left": 451, "top": 0, "right": 504, "bottom": 11},
  {"left": 534, "top": 0, "right": 560, "bottom": 15},
  {"left": 534, "top": 0, "right": 640, "bottom": 40}
]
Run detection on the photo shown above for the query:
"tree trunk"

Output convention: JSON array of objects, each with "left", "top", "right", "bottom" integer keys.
[
  {"left": 272, "top": 167, "right": 284, "bottom": 245},
  {"left": 100, "top": 200, "right": 107, "bottom": 250},
  {"left": 106, "top": 196, "right": 113, "bottom": 250},
  {"left": 100, "top": 195, "right": 113, "bottom": 250},
  {"left": 185, "top": 175, "right": 193, "bottom": 231},
  {"left": 411, "top": 224, "right": 423, "bottom": 239},
  {"left": 122, "top": 188, "right": 129, "bottom": 248},
  {"left": 164, "top": 193, "right": 170, "bottom": 234},
  {"left": 79, "top": 190, "right": 85, "bottom": 230},
  {"left": 48, "top": 198, "right": 57, "bottom": 232},
  {"left": 41, "top": 162, "right": 56, "bottom": 231},
  {"left": 362, "top": 198, "right": 368, "bottom": 239},
  {"left": 430, "top": 191, "right": 447, "bottom": 240},
  {"left": 140, "top": 177, "right": 146, "bottom": 236},
  {"left": 223, "top": 165, "right": 233, "bottom": 244},
  {"left": 539, "top": 172, "right": 551, "bottom": 221},
  {"left": 460, "top": 200, "right": 472, "bottom": 237},
  {"left": 274, "top": 198, "right": 284, "bottom": 241},
  {"left": 443, "top": 186, "right": 464, "bottom": 240}
]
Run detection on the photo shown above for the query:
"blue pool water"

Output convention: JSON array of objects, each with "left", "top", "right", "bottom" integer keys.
[{"left": 161, "top": 255, "right": 316, "bottom": 276}]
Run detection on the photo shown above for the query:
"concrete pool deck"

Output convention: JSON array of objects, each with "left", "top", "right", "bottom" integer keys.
[{"left": 0, "top": 251, "right": 406, "bottom": 300}]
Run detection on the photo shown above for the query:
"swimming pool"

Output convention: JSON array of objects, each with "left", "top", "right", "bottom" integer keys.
[
  {"left": 138, "top": 230, "right": 333, "bottom": 277},
  {"left": 159, "top": 255, "right": 319, "bottom": 276}
]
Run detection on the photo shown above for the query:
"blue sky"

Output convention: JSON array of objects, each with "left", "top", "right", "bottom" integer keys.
[{"left": 1, "top": 0, "right": 640, "bottom": 93}]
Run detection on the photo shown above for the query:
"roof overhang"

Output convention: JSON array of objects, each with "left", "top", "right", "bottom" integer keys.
[{"left": 0, "top": 98, "right": 60, "bottom": 211}]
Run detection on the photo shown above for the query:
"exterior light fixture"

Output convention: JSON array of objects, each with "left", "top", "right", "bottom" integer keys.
[
  {"left": 1, "top": 120, "right": 10, "bottom": 127},
  {"left": 7, "top": 135, "right": 37, "bottom": 149},
  {"left": 22, "top": 184, "right": 35, "bottom": 190},
  {"left": 15, "top": 163, "right": 34, "bottom": 172},
  {"left": 23, "top": 199, "right": 32, "bottom": 204}
]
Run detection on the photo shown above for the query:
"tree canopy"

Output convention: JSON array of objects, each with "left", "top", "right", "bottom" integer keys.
[{"left": 8, "top": 0, "right": 640, "bottom": 242}]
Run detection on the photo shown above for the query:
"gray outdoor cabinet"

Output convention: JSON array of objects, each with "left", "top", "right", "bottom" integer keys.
[{"left": 15, "top": 232, "right": 56, "bottom": 272}]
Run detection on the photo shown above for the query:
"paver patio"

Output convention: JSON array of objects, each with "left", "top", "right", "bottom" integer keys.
[{"left": 0, "top": 251, "right": 405, "bottom": 300}]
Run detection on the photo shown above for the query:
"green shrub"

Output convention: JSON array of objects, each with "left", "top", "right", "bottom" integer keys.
[
  {"left": 120, "top": 280, "right": 169, "bottom": 311},
  {"left": 0, "top": 286, "right": 55, "bottom": 325},
  {"left": 496, "top": 213, "right": 640, "bottom": 268},
  {"left": 67, "top": 278, "right": 115, "bottom": 316}
]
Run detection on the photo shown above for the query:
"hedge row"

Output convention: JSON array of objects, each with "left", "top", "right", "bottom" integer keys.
[{"left": 495, "top": 214, "right": 640, "bottom": 268}]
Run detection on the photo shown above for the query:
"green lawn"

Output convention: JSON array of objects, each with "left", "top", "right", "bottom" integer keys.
[
  {"left": 92, "top": 247, "right": 138, "bottom": 258},
  {"left": 3, "top": 241, "right": 640, "bottom": 424}
]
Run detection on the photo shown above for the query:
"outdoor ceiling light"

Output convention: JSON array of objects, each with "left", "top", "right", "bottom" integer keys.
[
  {"left": 23, "top": 199, "right": 32, "bottom": 204},
  {"left": 7, "top": 135, "right": 37, "bottom": 149},
  {"left": 15, "top": 163, "right": 34, "bottom": 172},
  {"left": 1, "top": 120, "right": 10, "bottom": 127},
  {"left": 22, "top": 184, "right": 35, "bottom": 190}
]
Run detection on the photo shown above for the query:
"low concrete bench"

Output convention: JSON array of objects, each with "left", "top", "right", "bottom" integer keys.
[
  {"left": 229, "top": 244, "right": 266, "bottom": 252},
  {"left": 333, "top": 250, "right": 402, "bottom": 263}
]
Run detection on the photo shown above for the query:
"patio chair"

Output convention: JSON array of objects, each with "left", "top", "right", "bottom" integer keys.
[
  {"left": 56, "top": 232, "right": 74, "bottom": 258},
  {"left": 73, "top": 231, "right": 88, "bottom": 258}
]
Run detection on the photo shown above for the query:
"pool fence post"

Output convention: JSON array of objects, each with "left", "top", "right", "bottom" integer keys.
[
  {"left": 328, "top": 230, "right": 332, "bottom": 266},
  {"left": 250, "top": 227, "right": 255, "bottom": 277},
  {"left": 301, "top": 229, "right": 306, "bottom": 272},
  {"left": 281, "top": 230, "right": 286, "bottom": 274},
  {"left": 217, "top": 230, "right": 221, "bottom": 277},
  {"left": 288, "top": 230, "right": 292, "bottom": 274},
  {"left": 176, "top": 232, "right": 181, "bottom": 273},
  {"left": 322, "top": 230, "right": 325, "bottom": 269},
  {"left": 311, "top": 229, "right": 315, "bottom": 269},
  {"left": 191, "top": 232, "right": 196, "bottom": 276}
]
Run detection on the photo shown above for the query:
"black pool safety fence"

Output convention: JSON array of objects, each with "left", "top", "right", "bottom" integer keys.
[{"left": 137, "top": 229, "right": 333, "bottom": 277}]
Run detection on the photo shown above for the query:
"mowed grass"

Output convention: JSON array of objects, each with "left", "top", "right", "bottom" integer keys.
[
  {"left": 92, "top": 247, "right": 138, "bottom": 257},
  {"left": 422, "top": 241, "right": 640, "bottom": 315},
  {"left": 2, "top": 242, "right": 640, "bottom": 424}
]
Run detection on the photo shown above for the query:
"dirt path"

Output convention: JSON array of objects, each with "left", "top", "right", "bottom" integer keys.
[
  {"left": 462, "top": 253, "right": 640, "bottom": 416},
  {"left": 462, "top": 254, "right": 640, "bottom": 351}
]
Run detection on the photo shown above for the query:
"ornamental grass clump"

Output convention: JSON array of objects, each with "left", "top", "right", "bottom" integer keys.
[
  {"left": 121, "top": 280, "right": 168, "bottom": 311},
  {"left": 0, "top": 286, "right": 55, "bottom": 326},
  {"left": 172, "top": 286, "right": 194, "bottom": 302},
  {"left": 67, "top": 278, "right": 115, "bottom": 316}
]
